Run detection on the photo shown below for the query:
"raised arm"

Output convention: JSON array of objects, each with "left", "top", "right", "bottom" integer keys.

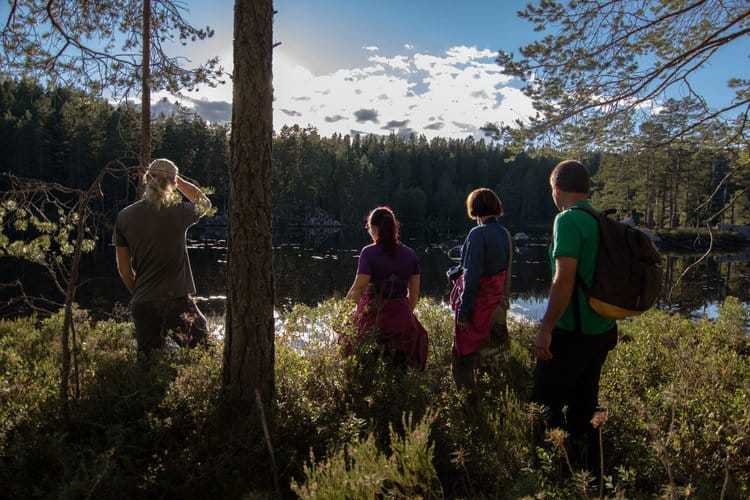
[{"left": 176, "top": 176, "right": 211, "bottom": 215}]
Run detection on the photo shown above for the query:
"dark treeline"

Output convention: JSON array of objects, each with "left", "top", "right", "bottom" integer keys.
[
  {"left": 1, "top": 77, "right": 747, "bottom": 240},
  {"left": 273, "top": 124, "right": 562, "bottom": 234},
  {"left": 0, "top": 78, "right": 230, "bottom": 222}
]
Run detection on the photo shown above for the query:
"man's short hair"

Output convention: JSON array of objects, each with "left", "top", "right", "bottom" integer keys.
[
  {"left": 466, "top": 188, "right": 503, "bottom": 219},
  {"left": 550, "top": 160, "right": 590, "bottom": 194}
]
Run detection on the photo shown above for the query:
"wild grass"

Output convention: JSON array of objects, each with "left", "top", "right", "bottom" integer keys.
[{"left": 0, "top": 297, "right": 747, "bottom": 498}]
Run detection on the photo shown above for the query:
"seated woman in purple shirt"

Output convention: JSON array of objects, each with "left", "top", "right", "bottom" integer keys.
[{"left": 345, "top": 206, "right": 428, "bottom": 370}]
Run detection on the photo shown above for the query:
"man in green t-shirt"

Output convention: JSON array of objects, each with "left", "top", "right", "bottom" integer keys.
[{"left": 531, "top": 160, "right": 618, "bottom": 469}]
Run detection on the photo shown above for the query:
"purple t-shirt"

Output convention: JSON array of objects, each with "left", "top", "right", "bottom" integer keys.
[{"left": 356, "top": 243, "right": 420, "bottom": 300}]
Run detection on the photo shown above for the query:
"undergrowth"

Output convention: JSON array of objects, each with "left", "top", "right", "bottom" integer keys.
[{"left": 0, "top": 297, "right": 747, "bottom": 498}]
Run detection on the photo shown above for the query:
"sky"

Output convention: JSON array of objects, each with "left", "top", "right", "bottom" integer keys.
[{"left": 152, "top": 0, "right": 745, "bottom": 141}]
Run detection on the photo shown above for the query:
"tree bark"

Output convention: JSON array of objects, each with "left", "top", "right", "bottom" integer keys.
[
  {"left": 140, "top": 0, "right": 152, "bottom": 185},
  {"left": 60, "top": 202, "right": 84, "bottom": 420},
  {"left": 223, "top": 0, "right": 275, "bottom": 418}
]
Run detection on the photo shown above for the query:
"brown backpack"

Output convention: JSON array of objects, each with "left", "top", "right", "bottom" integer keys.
[{"left": 572, "top": 205, "right": 663, "bottom": 320}]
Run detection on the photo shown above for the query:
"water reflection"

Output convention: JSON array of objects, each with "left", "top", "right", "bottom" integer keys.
[
  {"left": 660, "top": 248, "right": 750, "bottom": 317},
  {"left": 2, "top": 228, "right": 748, "bottom": 322},
  {"left": 160, "top": 234, "right": 750, "bottom": 321}
]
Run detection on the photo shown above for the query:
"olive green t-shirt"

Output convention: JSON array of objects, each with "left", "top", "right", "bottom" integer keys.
[
  {"left": 113, "top": 200, "right": 202, "bottom": 303},
  {"left": 549, "top": 200, "right": 616, "bottom": 334}
]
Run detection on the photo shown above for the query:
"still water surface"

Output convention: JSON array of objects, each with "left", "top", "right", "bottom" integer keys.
[{"left": 69, "top": 227, "right": 750, "bottom": 322}]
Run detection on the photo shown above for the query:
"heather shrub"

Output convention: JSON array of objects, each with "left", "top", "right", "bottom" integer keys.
[
  {"left": 281, "top": 298, "right": 535, "bottom": 497},
  {"left": 601, "top": 297, "right": 750, "bottom": 498},
  {"left": 1, "top": 298, "right": 747, "bottom": 498},
  {"left": 290, "top": 411, "right": 442, "bottom": 499}
]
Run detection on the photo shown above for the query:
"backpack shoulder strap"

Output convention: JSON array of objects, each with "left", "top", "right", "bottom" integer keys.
[
  {"left": 569, "top": 204, "right": 600, "bottom": 218},
  {"left": 503, "top": 226, "right": 512, "bottom": 296},
  {"left": 567, "top": 204, "right": 603, "bottom": 332},
  {"left": 571, "top": 204, "right": 617, "bottom": 219},
  {"left": 568, "top": 204, "right": 601, "bottom": 291}
]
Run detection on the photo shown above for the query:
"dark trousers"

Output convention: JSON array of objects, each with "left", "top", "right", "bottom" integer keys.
[
  {"left": 131, "top": 296, "right": 209, "bottom": 354},
  {"left": 530, "top": 325, "right": 617, "bottom": 439},
  {"left": 452, "top": 321, "right": 510, "bottom": 396}
]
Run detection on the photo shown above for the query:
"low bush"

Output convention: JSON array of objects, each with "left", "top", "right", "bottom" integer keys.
[
  {"left": 602, "top": 297, "right": 750, "bottom": 498},
  {"left": 0, "top": 297, "right": 747, "bottom": 498}
]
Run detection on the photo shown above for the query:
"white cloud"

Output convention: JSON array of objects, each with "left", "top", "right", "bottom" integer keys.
[
  {"left": 154, "top": 44, "right": 535, "bottom": 140},
  {"left": 273, "top": 45, "right": 533, "bottom": 139},
  {"left": 368, "top": 54, "right": 412, "bottom": 72},
  {"left": 445, "top": 46, "right": 496, "bottom": 63},
  {"left": 363, "top": 45, "right": 379, "bottom": 52}
]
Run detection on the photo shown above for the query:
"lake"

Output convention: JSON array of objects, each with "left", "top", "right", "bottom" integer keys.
[{"left": 51, "top": 226, "right": 749, "bottom": 323}]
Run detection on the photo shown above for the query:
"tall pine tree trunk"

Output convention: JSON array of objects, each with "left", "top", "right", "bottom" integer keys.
[
  {"left": 223, "top": 0, "right": 275, "bottom": 419},
  {"left": 140, "top": 0, "right": 152, "bottom": 185}
]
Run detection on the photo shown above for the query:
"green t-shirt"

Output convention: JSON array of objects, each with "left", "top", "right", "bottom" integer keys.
[{"left": 549, "top": 200, "right": 616, "bottom": 334}]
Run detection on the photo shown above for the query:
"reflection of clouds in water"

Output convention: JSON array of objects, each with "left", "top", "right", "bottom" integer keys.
[
  {"left": 509, "top": 298, "right": 547, "bottom": 323},
  {"left": 506, "top": 298, "right": 748, "bottom": 323},
  {"left": 200, "top": 297, "right": 747, "bottom": 347},
  {"left": 432, "top": 298, "right": 545, "bottom": 324},
  {"left": 677, "top": 301, "right": 749, "bottom": 321},
  {"left": 276, "top": 317, "right": 341, "bottom": 353},
  {"left": 691, "top": 302, "right": 719, "bottom": 320},
  {"left": 205, "top": 309, "right": 292, "bottom": 343}
]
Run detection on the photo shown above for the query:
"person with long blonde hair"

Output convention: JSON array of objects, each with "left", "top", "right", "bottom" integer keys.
[{"left": 113, "top": 159, "right": 212, "bottom": 354}]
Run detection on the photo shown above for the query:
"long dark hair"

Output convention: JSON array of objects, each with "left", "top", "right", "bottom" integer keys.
[{"left": 367, "top": 206, "right": 399, "bottom": 257}]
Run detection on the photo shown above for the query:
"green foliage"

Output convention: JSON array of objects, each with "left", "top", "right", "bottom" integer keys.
[
  {"left": 273, "top": 298, "right": 443, "bottom": 479},
  {"left": 495, "top": 1, "right": 749, "bottom": 152},
  {"left": 274, "top": 299, "right": 355, "bottom": 469},
  {"left": 0, "top": 308, "right": 253, "bottom": 499},
  {"left": 602, "top": 298, "right": 750, "bottom": 497},
  {"left": 0, "top": 199, "right": 98, "bottom": 265},
  {"left": 1, "top": 77, "right": 747, "bottom": 238},
  {"left": 0, "top": 78, "right": 226, "bottom": 226},
  {"left": 1, "top": 0, "right": 224, "bottom": 99},
  {"left": 0, "top": 315, "right": 59, "bottom": 449},
  {"left": 1, "top": 299, "right": 748, "bottom": 497},
  {"left": 589, "top": 99, "right": 743, "bottom": 229},
  {"left": 290, "top": 411, "right": 442, "bottom": 499},
  {"left": 276, "top": 298, "right": 536, "bottom": 497},
  {"left": 271, "top": 125, "right": 564, "bottom": 233},
  {"left": 491, "top": 2, "right": 749, "bottom": 227}
]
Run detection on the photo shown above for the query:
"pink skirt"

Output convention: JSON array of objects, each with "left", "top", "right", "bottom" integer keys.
[
  {"left": 450, "top": 271, "right": 507, "bottom": 356},
  {"left": 351, "top": 297, "right": 429, "bottom": 370}
]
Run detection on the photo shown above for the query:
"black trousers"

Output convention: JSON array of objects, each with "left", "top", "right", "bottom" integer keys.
[
  {"left": 452, "top": 321, "right": 510, "bottom": 396},
  {"left": 530, "top": 324, "right": 617, "bottom": 439},
  {"left": 131, "top": 296, "right": 209, "bottom": 354}
]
